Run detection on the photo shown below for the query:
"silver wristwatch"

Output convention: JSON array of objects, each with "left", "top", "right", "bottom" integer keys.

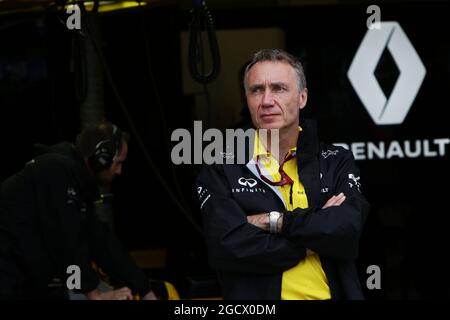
[{"left": 268, "top": 211, "right": 281, "bottom": 234}]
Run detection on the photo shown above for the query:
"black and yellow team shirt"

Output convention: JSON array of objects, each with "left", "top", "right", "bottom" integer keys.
[{"left": 253, "top": 127, "right": 331, "bottom": 300}]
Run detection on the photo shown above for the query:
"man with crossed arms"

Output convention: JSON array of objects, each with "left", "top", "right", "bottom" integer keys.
[{"left": 197, "top": 49, "right": 369, "bottom": 299}]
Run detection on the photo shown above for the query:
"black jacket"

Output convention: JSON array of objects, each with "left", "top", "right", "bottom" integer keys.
[
  {"left": 0, "top": 142, "right": 151, "bottom": 299},
  {"left": 196, "top": 119, "right": 370, "bottom": 299}
]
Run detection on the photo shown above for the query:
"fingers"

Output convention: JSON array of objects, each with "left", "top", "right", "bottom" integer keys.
[
  {"left": 116, "top": 287, "right": 132, "bottom": 300},
  {"left": 142, "top": 290, "right": 158, "bottom": 300},
  {"left": 334, "top": 192, "right": 345, "bottom": 201},
  {"left": 94, "top": 287, "right": 133, "bottom": 300},
  {"left": 247, "top": 215, "right": 257, "bottom": 224},
  {"left": 323, "top": 195, "right": 336, "bottom": 208},
  {"left": 322, "top": 195, "right": 337, "bottom": 208},
  {"left": 122, "top": 288, "right": 133, "bottom": 300},
  {"left": 247, "top": 213, "right": 269, "bottom": 231},
  {"left": 322, "top": 193, "right": 346, "bottom": 209},
  {"left": 247, "top": 213, "right": 266, "bottom": 225},
  {"left": 334, "top": 194, "right": 346, "bottom": 206},
  {"left": 333, "top": 193, "right": 346, "bottom": 206}
]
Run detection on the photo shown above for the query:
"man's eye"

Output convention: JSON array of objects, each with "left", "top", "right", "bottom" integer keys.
[
  {"left": 273, "top": 86, "right": 286, "bottom": 92},
  {"left": 251, "top": 87, "right": 263, "bottom": 94}
]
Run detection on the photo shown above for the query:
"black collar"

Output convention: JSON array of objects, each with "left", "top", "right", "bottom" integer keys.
[
  {"left": 297, "top": 118, "right": 320, "bottom": 157},
  {"left": 296, "top": 119, "right": 322, "bottom": 206}
]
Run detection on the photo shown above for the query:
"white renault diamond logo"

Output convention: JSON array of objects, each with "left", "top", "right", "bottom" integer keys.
[{"left": 347, "top": 22, "right": 426, "bottom": 125}]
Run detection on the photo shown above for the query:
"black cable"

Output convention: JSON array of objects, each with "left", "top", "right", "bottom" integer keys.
[
  {"left": 42, "top": 1, "right": 88, "bottom": 104},
  {"left": 188, "top": 0, "right": 220, "bottom": 84},
  {"left": 72, "top": 29, "right": 88, "bottom": 103},
  {"left": 49, "top": 66, "right": 64, "bottom": 142},
  {"left": 197, "top": 21, "right": 214, "bottom": 128},
  {"left": 188, "top": 0, "right": 219, "bottom": 128},
  {"left": 82, "top": 4, "right": 203, "bottom": 235},
  {"left": 92, "top": 0, "right": 100, "bottom": 12}
]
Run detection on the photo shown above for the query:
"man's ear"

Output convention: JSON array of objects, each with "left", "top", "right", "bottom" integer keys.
[{"left": 299, "top": 88, "right": 308, "bottom": 110}]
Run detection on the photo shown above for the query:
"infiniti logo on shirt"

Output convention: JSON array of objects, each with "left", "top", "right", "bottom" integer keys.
[
  {"left": 233, "top": 177, "right": 266, "bottom": 194},
  {"left": 238, "top": 178, "right": 257, "bottom": 187}
]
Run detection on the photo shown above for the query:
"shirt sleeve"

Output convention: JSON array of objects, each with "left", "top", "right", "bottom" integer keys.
[{"left": 281, "top": 150, "right": 370, "bottom": 259}]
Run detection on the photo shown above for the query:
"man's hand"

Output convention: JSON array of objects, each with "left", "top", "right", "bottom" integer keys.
[
  {"left": 322, "top": 192, "right": 346, "bottom": 209},
  {"left": 86, "top": 287, "right": 133, "bottom": 300},
  {"left": 247, "top": 212, "right": 284, "bottom": 232},
  {"left": 247, "top": 213, "right": 269, "bottom": 231},
  {"left": 142, "top": 290, "right": 158, "bottom": 300}
]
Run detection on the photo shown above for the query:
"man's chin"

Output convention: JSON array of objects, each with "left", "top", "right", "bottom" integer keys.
[{"left": 257, "top": 122, "right": 283, "bottom": 130}]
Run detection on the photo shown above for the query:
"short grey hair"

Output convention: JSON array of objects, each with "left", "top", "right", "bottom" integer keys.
[{"left": 243, "top": 48, "right": 307, "bottom": 92}]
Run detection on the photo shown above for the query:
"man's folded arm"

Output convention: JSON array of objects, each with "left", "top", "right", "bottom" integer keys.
[
  {"left": 197, "top": 165, "right": 306, "bottom": 274},
  {"left": 280, "top": 151, "right": 370, "bottom": 260}
]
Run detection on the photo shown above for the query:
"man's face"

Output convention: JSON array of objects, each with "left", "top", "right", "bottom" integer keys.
[
  {"left": 245, "top": 61, "right": 307, "bottom": 131},
  {"left": 96, "top": 140, "right": 128, "bottom": 186}
]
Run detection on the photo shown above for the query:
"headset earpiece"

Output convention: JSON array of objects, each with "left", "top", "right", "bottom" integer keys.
[{"left": 88, "top": 124, "right": 123, "bottom": 172}]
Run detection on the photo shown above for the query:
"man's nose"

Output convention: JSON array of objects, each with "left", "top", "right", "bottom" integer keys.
[
  {"left": 115, "top": 165, "right": 122, "bottom": 175},
  {"left": 261, "top": 90, "right": 274, "bottom": 107}
]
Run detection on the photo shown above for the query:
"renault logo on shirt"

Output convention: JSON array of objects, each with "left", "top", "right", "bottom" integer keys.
[
  {"left": 348, "top": 173, "right": 362, "bottom": 192},
  {"left": 347, "top": 21, "right": 426, "bottom": 125},
  {"left": 238, "top": 177, "right": 257, "bottom": 188}
]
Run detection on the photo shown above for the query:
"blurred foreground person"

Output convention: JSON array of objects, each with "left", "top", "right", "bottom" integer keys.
[{"left": 0, "top": 121, "right": 156, "bottom": 300}]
